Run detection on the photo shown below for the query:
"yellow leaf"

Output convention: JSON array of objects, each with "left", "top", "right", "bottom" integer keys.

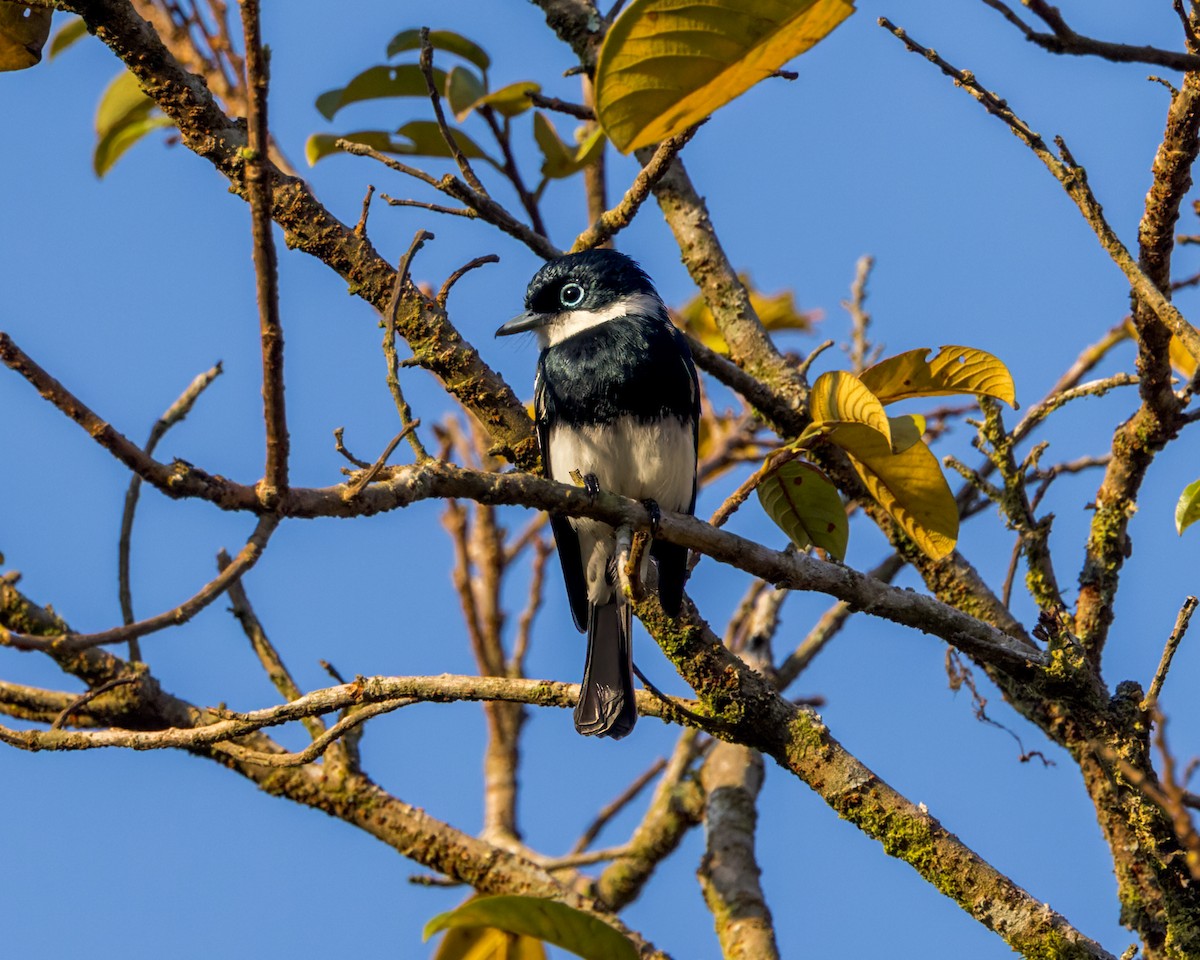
[
  {"left": 434, "top": 924, "right": 547, "bottom": 960},
  {"left": 757, "top": 459, "right": 848, "bottom": 559},
  {"left": 887, "top": 413, "right": 925, "bottom": 454},
  {"left": 671, "top": 276, "right": 817, "bottom": 355},
  {"left": 1176, "top": 478, "right": 1200, "bottom": 535},
  {"left": 825, "top": 423, "right": 958, "bottom": 560},
  {"left": 809, "top": 370, "right": 891, "bottom": 445},
  {"left": 595, "top": 0, "right": 855, "bottom": 152},
  {"left": 425, "top": 895, "right": 636, "bottom": 960},
  {"left": 0, "top": 3, "right": 51, "bottom": 71},
  {"left": 859, "top": 346, "right": 1017, "bottom": 408},
  {"left": 1169, "top": 330, "right": 1198, "bottom": 380}
]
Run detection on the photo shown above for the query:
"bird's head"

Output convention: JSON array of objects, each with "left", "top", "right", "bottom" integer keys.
[{"left": 495, "top": 249, "right": 665, "bottom": 348}]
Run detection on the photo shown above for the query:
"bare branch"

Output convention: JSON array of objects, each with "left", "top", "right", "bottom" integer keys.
[{"left": 240, "top": 0, "right": 288, "bottom": 503}]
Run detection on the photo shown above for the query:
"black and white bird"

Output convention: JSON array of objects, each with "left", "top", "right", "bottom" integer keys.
[{"left": 496, "top": 249, "right": 699, "bottom": 739}]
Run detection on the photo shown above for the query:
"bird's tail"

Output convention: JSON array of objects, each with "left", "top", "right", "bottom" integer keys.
[{"left": 574, "top": 600, "right": 637, "bottom": 739}]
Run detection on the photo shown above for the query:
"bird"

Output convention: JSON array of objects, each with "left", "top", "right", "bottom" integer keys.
[{"left": 496, "top": 249, "right": 699, "bottom": 739}]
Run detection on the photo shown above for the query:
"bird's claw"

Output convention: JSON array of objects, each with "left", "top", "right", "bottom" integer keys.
[
  {"left": 640, "top": 498, "right": 662, "bottom": 537},
  {"left": 583, "top": 472, "right": 601, "bottom": 501}
]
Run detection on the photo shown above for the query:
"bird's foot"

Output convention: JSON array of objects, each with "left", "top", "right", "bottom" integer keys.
[
  {"left": 583, "top": 472, "right": 601, "bottom": 501},
  {"left": 640, "top": 498, "right": 662, "bottom": 537}
]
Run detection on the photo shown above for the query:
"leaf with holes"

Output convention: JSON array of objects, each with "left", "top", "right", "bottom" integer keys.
[
  {"left": 595, "top": 0, "right": 854, "bottom": 152},
  {"left": 424, "top": 896, "right": 637, "bottom": 960},
  {"left": 757, "top": 460, "right": 847, "bottom": 560},
  {"left": 0, "top": 3, "right": 52, "bottom": 71},
  {"left": 1176, "top": 478, "right": 1200, "bottom": 535},
  {"left": 825, "top": 423, "right": 958, "bottom": 560},
  {"left": 809, "top": 370, "right": 890, "bottom": 445},
  {"left": 386, "top": 28, "right": 492, "bottom": 75},
  {"left": 860, "top": 346, "right": 1016, "bottom": 408},
  {"left": 315, "top": 64, "right": 447, "bottom": 121}
]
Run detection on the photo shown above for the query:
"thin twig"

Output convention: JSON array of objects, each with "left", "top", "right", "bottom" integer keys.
[
  {"left": 50, "top": 676, "right": 139, "bottom": 730},
  {"left": 218, "top": 547, "right": 325, "bottom": 740},
  {"left": 346, "top": 423, "right": 421, "bottom": 498},
  {"left": 1, "top": 516, "right": 280, "bottom": 654},
  {"left": 437, "top": 254, "right": 500, "bottom": 308},
  {"left": 844, "top": 255, "right": 875, "bottom": 375},
  {"left": 333, "top": 426, "right": 372, "bottom": 469},
  {"left": 341, "top": 141, "right": 562, "bottom": 260},
  {"left": 1141, "top": 596, "right": 1198, "bottom": 713},
  {"left": 240, "top": 0, "right": 288, "bottom": 504},
  {"left": 880, "top": 17, "right": 1200, "bottom": 367},
  {"left": 570, "top": 123, "right": 703, "bottom": 252},
  {"left": 979, "top": 0, "right": 1200, "bottom": 71},
  {"left": 354, "top": 183, "right": 375, "bottom": 237},
  {"left": 384, "top": 231, "right": 433, "bottom": 461},
  {"left": 419, "top": 27, "right": 488, "bottom": 196},
  {"left": 571, "top": 757, "right": 668, "bottom": 854},
  {"left": 119, "top": 361, "right": 222, "bottom": 661}
]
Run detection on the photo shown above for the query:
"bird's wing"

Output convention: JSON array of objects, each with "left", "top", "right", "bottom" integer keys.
[
  {"left": 536, "top": 366, "right": 589, "bottom": 632},
  {"left": 651, "top": 341, "right": 700, "bottom": 617}
]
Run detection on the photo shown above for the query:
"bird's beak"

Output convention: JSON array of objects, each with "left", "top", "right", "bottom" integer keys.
[{"left": 495, "top": 311, "right": 548, "bottom": 337}]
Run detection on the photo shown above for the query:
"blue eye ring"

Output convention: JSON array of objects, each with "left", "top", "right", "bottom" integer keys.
[{"left": 559, "top": 281, "right": 585, "bottom": 308}]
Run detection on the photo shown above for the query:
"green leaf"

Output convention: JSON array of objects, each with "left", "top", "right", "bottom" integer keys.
[
  {"left": 474, "top": 80, "right": 541, "bottom": 118},
  {"left": 92, "top": 70, "right": 169, "bottom": 177},
  {"left": 424, "top": 896, "right": 637, "bottom": 960},
  {"left": 393, "top": 120, "right": 498, "bottom": 164},
  {"left": 532, "top": 112, "right": 603, "bottom": 179},
  {"left": 305, "top": 130, "right": 394, "bottom": 165},
  {"left": 306, "top": 123, "right": 499, "bottom": 168},
  {"left": 95, "top": 70, "right": 153, "bottom": 137},
  {"left": 434, "top": 924, "right": 547, "bottom": 960},
  {"left": 386, "top": 28, "right": 491, "bottom": 74},
  {"left": 860, "top": 346, "right": 1017, "bottom": 408},
  {"left": 757, "top": 459, "right": 848, "bottom": 559},
  {"left": 0, "top": 3, "right": 52, "bottom": 72},
  {"left": 94, "top": 113, "right": 172, "bottom": 177},
  {"left": 445, "top": 65, "right": 487, "bottom": 122},
  {"left": 825, "top": 423, "right": 958, "bottom": 561},
  {"left": 809, "top": 370, "right": 890, "bottom": 445},
  {"left": 48, "top": 15, "right": 87, "bottom": 60},
  {"left": 595, "top": 0, "right": 855, "bottom": 152},
  {"left": 1176, "top": 478, "right": 1200, "bottom": 535},
  {"left": 314, "top": 64, "right": 447, "bottom": 121}
]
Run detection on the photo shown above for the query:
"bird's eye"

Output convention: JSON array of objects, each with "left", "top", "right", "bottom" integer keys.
[{"left": 559, "top": 281, "right": 585, "bottom": 308}]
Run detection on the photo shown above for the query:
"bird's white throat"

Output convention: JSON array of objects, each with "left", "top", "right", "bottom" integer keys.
[{"left": 537, "top": 292, "right": 665, "bottom": 349}]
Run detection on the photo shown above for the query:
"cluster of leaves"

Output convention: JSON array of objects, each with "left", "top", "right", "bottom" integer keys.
[
  {"left": 758, "top": 347, "right": 1016, "bottom": 561},
  {"left": 672, "top": 276, "right": 819, "bottom": 356},
  {"left": 306, "top": 28, "right": 601, "bottom": 184}
]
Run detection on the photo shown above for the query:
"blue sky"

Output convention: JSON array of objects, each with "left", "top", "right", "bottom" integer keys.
[{"left": 1, "top": 2, "right": 1197, "bottom": 958}]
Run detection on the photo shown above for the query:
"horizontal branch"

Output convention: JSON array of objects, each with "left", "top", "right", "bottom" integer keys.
[
  {"left": 0, "top": 673, "right": 682, "bottom": 752},
  {"left": 0, "top": 327, "right": 1036, "bottom": 670}
]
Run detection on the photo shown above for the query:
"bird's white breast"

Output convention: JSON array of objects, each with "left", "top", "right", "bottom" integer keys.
[{"left": 548, "top": 415, "right": 694, "bottom": 511}]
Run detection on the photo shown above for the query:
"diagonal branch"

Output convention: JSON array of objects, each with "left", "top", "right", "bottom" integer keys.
[{"left": 979, "top": 0, "right": 1200, "bottom": 71}]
